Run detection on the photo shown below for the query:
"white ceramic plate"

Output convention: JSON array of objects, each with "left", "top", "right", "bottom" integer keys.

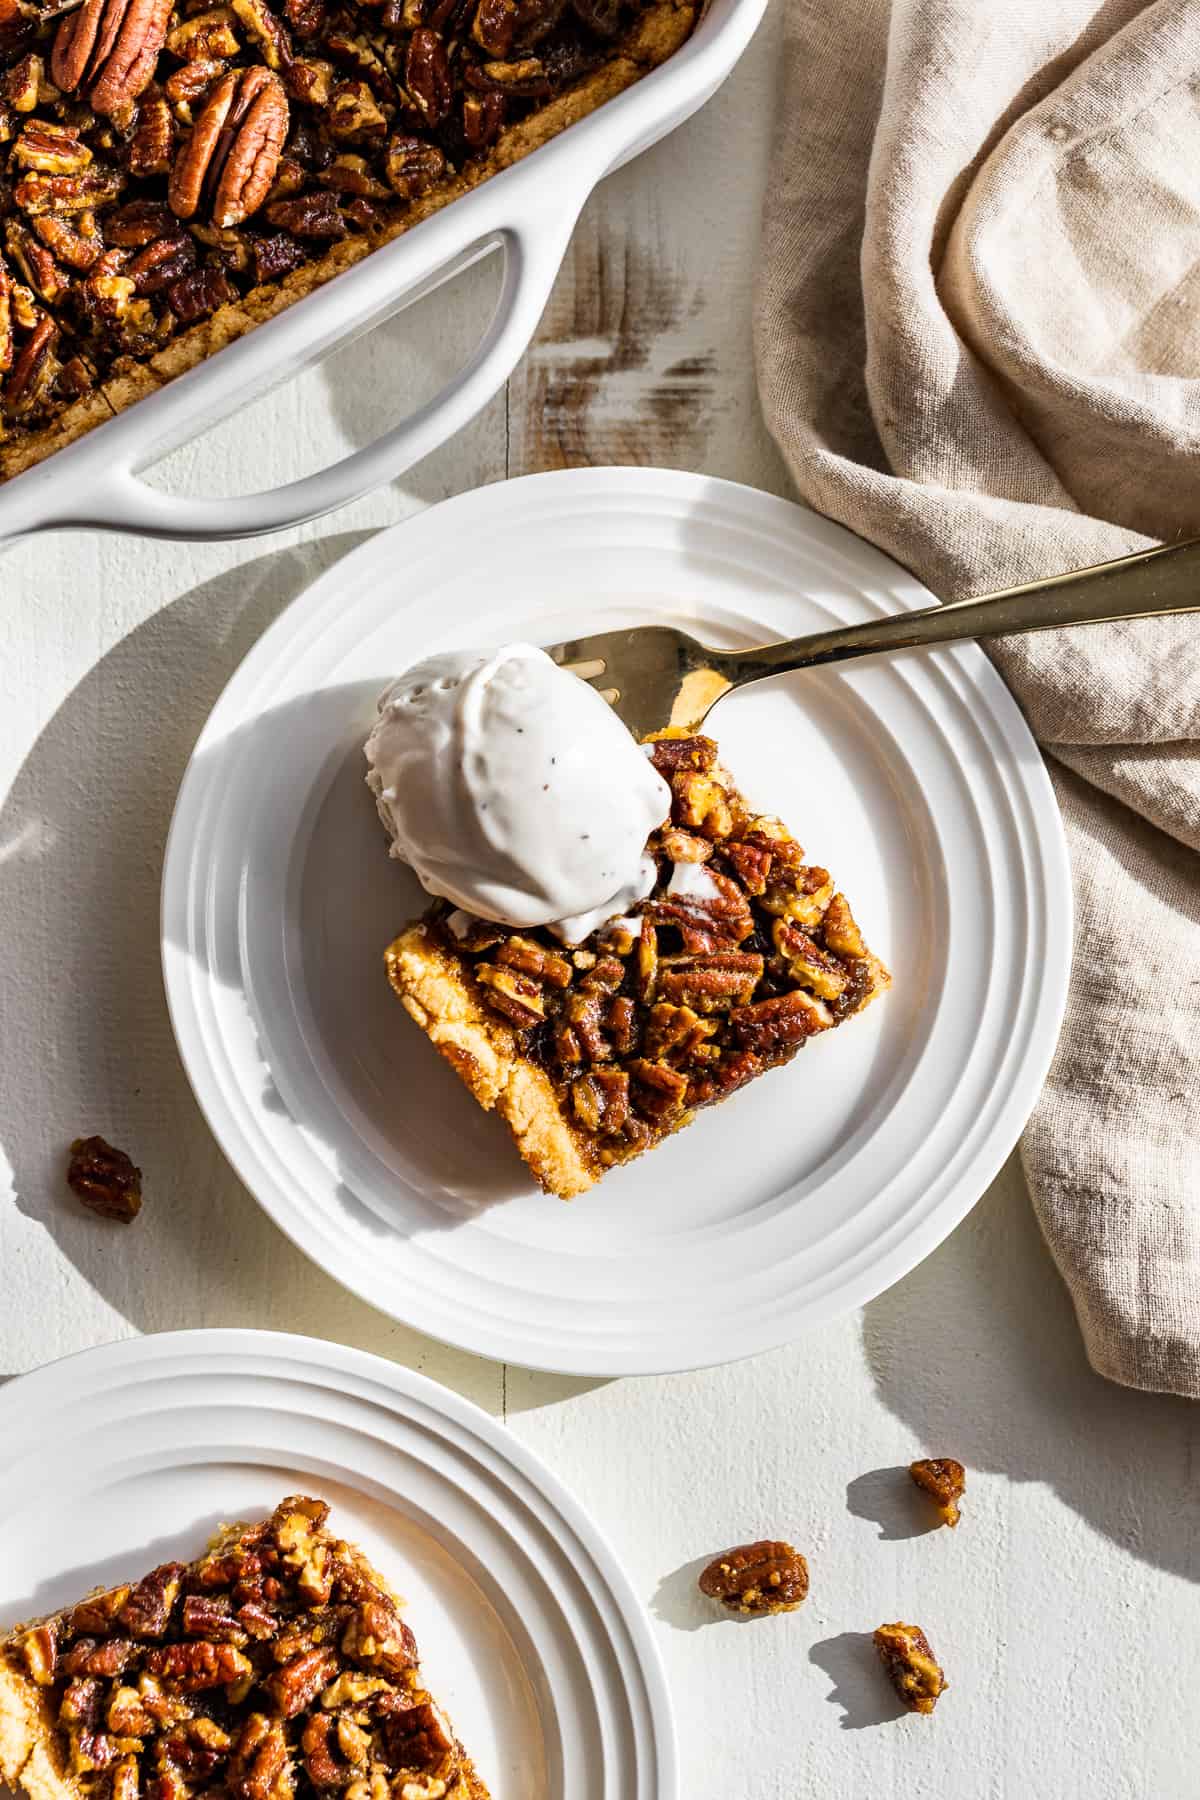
[
  {"left": 0, "top": 1330, "right": 675, "bottom": 1800},
  {"left": 162, "top": 468, "right": 1071, "bottom": 1375}
]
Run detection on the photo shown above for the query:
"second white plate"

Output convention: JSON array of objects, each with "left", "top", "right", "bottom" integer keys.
[
  {"left": 0, "top": 1331, "right": 674, "bottom": 1800},
  {"left": 162, "top": 468, "right": 1070, "bottom": 1374}
]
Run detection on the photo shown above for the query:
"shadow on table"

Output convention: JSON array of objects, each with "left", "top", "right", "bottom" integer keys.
[
  {"left": 860, "top": 1158, "right": 1200, "bottom": 1586},
  {"left": 808, "top": 1631, "right": 908, "bottom": 1730},
  {"left": 0, "top": 529, "right": 500, "bottom": 1397},
  {"left": 845, "top": 1465, "right": 940, "bottom": 1542}
]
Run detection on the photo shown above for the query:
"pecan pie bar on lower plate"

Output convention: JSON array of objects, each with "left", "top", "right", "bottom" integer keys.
[
  {"left": 386, "top": 733, "right": 891, "bottom": 1198},
  {"left": 0, "top": 1496, "right": 489, "bottom": 1800}
]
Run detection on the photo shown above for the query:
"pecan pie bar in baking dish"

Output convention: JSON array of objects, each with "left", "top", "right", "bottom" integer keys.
[
  {"left": 0, "top": 0, "right": 694, "bottom": 481},
  {"left": 386, "top": 732, "right": 891, "bottom": 1199},
  {"left": 0, "top": 1495, "right": 489, "bottom": 1800}
]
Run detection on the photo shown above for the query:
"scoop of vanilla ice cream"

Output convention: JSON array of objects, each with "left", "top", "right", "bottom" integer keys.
[{"left": 364, "top": 643, "right": 671, "bottom": 940}]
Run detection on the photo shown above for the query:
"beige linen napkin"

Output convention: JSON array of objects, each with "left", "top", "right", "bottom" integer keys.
[{"left": 755, "top": 0, "right": 1200, "bottom": 1395}]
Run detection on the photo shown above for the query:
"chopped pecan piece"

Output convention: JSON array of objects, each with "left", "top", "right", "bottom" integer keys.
[
  {"left": 698, "top": 1540, "right": 809, "bottom": 1615},
  {"left": 658, "top": 826, "right": 711, "bottom": 863},
  {"left": 59, "top": 1675, "right": 102, "bottom": 1729},
  {"left": 167, "top": 263, "right": 235, "bottom": 319},
  {"left": 227, "top": 1713, "right": 289, "bottom": 1800},
  {"left": 248, "top": 229, "right": 305, "bottom": 280},
  {"left": 33, "top": 213, "right": 102, "bottom": 271},
  {"left": 67, "top": 1584, "right": 132, "bottom": 1635},
  {"left": 57, "top": 352, "right": 96, "bottom": 396},
  {"left": 643, "top": 1001, "right": 715, "bottom": 1064},
  {"left": 466, "top": 53, "right": 549, "bottom": 95},
  {"left": 317, "top": 154, "right": 388, "bottom": 198},
  {"left": 285, "top": 0, "right": 325, "bottom": 34},
  {"left": 12, "top": 118, "right": 92, "bottom": 172},
  {"left": 104, "top": 197, "right": 174, "bottom": 244},
  {"left": 657, "top": 951, "right": 762, "bottom": 1012},
  {"left": 725, "top": 838, "right": 772, "bottom": 894},
  {"left": 5, "top": 52, "right": 45, "bottom": 112},
  {"left": 301, "top": 1714, "right": 357, "bottom": 1788},
  {"left": 5, "top": 220, "right": 70, "bottom": 305},
  {"left": 67, "top": 1134, "right": 143, "bottom": 1221},
  {"left": 106, "top": 1683, "right": 155, "bottom": 1735},
  {"left": 52, "top": 0, "right": 174, "bottom": 117},
  {"left": 475, "top": 960, "right": 544, "bottom": 1026},
  {"left": 164, "top": 57, "right": 226, "bottom": 115},
  {"left": 284, "top": 54, "right": 333, "bottom": 104},
  {"left": 266, "top": 1647, "right": 339, "bottom": 1717},
  {"left": 648, "top": 734, "right": 718, "bottom": 775},
  {"left": 3, "top": 312, "right": 59, "bottom": 413},
  {"left": 348, "top": 193, "right": 387, "bottom": 228},
  {"left": 772, "top": 917, "right": 847, "bottom": 1000},
  {"left": 382, "top": 133, "right": 443, "bottom": 197},
  {"left": 121, "top": 1563, "right": 185, "bottom": 1637},
  {"left": 317, "top": 1670, "right": 390, "bottom": 1709},
  {"left": 144, "top": 1641, "right": 253, "bottom": 1692},
  {"left": 873, "top": 1621, "right": 946, "bottom": 1714},
  {"left": 571, "top": 1066, "right": 629, "bottom": 1134},
  {"left": 496, "top": 935, "right": 571, "bottom": 987},
  {"left": 13, "top": 166, "right": 125, "bottom": 214},
  {"left": 165, "top": 6, "right": 242, "bottom": 58},
  {"left": 160, "top": 1717, "right": 233, "bottom": 1779},
  {"left": 404, "top": 26, "right": 450, "bottom": 125},
  {"left": 169, "top": 65, "right": 288, "bottom": 227},
  {"left": 327, "top": 78, "right": 386, "bottom": 141},
  {"left": 272, "top": 1496, "right": 333, "bottom": 1602},
  {"left": 627, "top": 1056, "right": 688, "bottom": 1122},
  {"left": 909, "top": 1458, "right": 965, "bottom": 1529},
  {"left": 340, "top": 1599, "right": 416, "bottom": 1678},
  {"left": 263, "top": 189, "right": 344, "bottom": 236},
  {"left": 821, "top": 891, "right": 867, "bottom": 959},
  {"left": 229, "top": 0, "right": 291, "bottom": 67},
  {"left": 730, "top": 988, "right": 832, "bottom": 1052},
  {"left": 461, "top": 88, "right": 503, "bottom": 148},
  {"left": 760, "top": 863, "right": 834, "bottom": 930},
  {"left": 61, "top": 1636, "right": 137, "bottom": 1678},
  {"left": 126, "top": 228, "right": 196, "bottom": 294},
  {"left": 635, "top": 917, "right": 658, "bottom": 1002},
  {"left": 471, "top": 0, "right": 517, "bottom": 54},
  {"left": 672, "top": 768, "right": 734, "bottom": 839},
  {"left": 380, "top": 1702, "right": 457, "bottom": 1784}
]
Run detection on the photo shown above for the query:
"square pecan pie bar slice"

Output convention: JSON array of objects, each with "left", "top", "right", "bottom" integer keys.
[
  {"left": 386, "top": 733, "right": 891, "bottom": 1198},
  {"left": 0, "top": 1496, "right": 488, "bottom": 1800}
]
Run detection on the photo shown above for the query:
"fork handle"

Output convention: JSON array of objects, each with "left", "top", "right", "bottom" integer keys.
[{"left": 724, "top": 534, "right": 1200, "bottom": 679}]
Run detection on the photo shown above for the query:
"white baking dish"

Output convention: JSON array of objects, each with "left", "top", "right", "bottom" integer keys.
[{"left": 0, "top": 0, "right": 764, "bottom": 545}]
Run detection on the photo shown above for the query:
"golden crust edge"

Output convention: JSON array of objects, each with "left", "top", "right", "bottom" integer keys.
[
  {"left": 0, "top": 0, "right": 697, "bottom": 483},
  {"left": 0, "top": 1659, "right": 78, "bottom": 1800},
  {"left": 385, "top": 922, "right": 595, "bottom": 1201}
]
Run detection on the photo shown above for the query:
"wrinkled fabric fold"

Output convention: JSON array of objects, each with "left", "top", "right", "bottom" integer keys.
[{"left": 755, "top": 0, "right": 1200, "bottom": 1394}]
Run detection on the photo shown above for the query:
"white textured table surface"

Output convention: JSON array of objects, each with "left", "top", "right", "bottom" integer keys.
[{"left": 2, "top": 9, "right": 1197, "bottom": 1796}]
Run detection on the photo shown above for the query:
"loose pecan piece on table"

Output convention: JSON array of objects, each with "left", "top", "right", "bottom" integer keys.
[
  {"left": 67, "top": 1133, "right": 143, "bottom": 1221},
  {"left": 169, "top": 64, "right": 288, "bottom": 228},
  {"left": 873, "top": 1621, "right": 947, "bottom": 1714},
  {"left": 909, "top": 1457, "right": 966, "bottom": 1529},
  {"left": 698, "top": 1540, "right": 810, "bottom": 1616}
]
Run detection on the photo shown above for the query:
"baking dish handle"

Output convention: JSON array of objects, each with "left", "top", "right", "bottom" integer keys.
[{"left": 26, "top": 204, "right": 580, "bottom": 542}]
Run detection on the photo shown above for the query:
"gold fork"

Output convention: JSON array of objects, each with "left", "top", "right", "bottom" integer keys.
[{"left": 547, "top": 535, "right": 1200, "bottom": 738}]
